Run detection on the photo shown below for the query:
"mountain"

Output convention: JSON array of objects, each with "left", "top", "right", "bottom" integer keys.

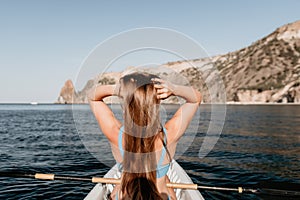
[
  {"left": 57, "top": 20, "right": 300, "bottom": 104},
  {"left": 213, "top": 20, "right": 300, "bottom": 103}
]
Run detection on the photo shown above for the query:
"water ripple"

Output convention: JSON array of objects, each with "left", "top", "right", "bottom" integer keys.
[{"left": 0, "top": 104, "right": 299, "bottom": 199}]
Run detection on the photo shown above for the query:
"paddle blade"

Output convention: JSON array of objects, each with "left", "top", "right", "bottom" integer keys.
[{"left": 257, "top": 181, "right": 300, "bottom": 198}]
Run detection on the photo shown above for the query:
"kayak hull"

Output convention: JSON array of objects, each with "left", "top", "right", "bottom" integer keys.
[{"left": 85, "top": 160, "right": 204, "bottom": 200}]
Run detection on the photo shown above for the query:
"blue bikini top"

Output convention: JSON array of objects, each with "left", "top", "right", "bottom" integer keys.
[{"left": 117, "top": 126, "right": 170, "bottom": 178}]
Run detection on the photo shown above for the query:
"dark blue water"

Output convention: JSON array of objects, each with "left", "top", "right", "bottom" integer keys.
[{"left": 0, "top": 104, "right": 299, "bottom": 199}]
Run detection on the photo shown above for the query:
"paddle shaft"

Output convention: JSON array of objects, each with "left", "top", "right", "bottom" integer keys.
[
  {"left": 1, "top": 172, "right": 299, "bottom": 196},
  {"left": 197, "top": 185, "right": 257, "bottom": 193},
  {"left": 0, "top": 172, "right": 197, "bottom": 190},
  {"left": 1, "top": 173, "right": 248, "bottom": 192}
]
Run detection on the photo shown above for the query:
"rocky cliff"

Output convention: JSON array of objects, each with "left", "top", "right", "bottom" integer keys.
[
  {"left": 213, "top": 20, "right": 300, "bottom": 103},
  {"left": 57, "top": 20, "right": 300, "bottom": 104},
  {"left": 57, "top": 80, "right": 75, "bottom": 104}
]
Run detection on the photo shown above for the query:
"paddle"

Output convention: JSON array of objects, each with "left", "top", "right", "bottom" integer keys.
[{"left": 0, "top": 172, "right": 299, "bottom": 197}]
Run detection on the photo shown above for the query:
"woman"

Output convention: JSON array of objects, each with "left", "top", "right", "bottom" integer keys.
[{"left": 89, "top": 72, "right": 201, "bottom": 200}]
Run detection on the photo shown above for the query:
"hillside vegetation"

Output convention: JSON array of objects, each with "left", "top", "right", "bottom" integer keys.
[{"left": 57, "top": 20, "right": 300, "bottom": 104}]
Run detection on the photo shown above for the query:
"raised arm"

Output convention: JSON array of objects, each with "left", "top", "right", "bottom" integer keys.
[
  {"left": 88, "top": 84, "right": 121, "bottom": 143},
  {"left": 153, "top": 78, "right": 202, "bottom": 142}
]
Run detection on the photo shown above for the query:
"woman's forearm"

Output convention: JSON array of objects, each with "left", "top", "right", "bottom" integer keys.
[
  {"left": 152, "top": 78, "right": 201, "bottom": 103},
  {"left": 172, "top": 85, "right": 202, "bottom": 104},
  {"left": 88, "top": 85, "right": 117, "bottom": 101}
]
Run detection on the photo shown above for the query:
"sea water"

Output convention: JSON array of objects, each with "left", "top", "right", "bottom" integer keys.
[{"left": 0, "top": 104, "right": 299, "bottom": 199}]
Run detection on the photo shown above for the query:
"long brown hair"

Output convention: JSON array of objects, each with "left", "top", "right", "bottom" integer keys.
[{"left": 118, "top": 72, "right": 168, "bottom": 200}]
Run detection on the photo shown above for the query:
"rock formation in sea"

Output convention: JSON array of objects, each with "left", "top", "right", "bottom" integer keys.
[
  {"left": 57, "top": 20, "right": 300, "bottom": 104},
  {"left": 57, "top": 80, "right": 75, "bottom": 104}
]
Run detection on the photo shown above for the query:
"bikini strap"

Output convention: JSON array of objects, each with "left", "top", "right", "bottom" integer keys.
[
  {"left": 115, "top": 191, "right": 119, "bottom": 200},
  {"left": 118, "top": 126, "right": 124, "bottom": 157},
  {"left": 158, "top": 127, "right": 167, "bottom": 166},
  {"left": 162, "top": 127, "right": 168, "bottom": 143},
  {"left": 119, "top": 126, "right": 167, "bottom": 165}
]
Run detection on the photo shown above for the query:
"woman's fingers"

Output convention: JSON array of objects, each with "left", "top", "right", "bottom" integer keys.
[
  {"left": 152, "top": 78, "right": 173, "bottom": 99},
  {"left": 154, "top": 83, "right": 169, "bottom": 90},
  {"left": 151, "top": 78, "right": 164, "bottom": 84},
  {"left": 154, "top": 84, "right": 163, "bottom": 89},
  {"left": 157, "top": 92, "right": 170, "bottom": 99},
  {"left": 157, "top": 88, "right": 168, "bottom": 94}
]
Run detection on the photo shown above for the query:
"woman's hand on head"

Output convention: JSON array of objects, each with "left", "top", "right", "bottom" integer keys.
[{"left": 152, "top": 78, "right": 175, "bottom": 99}]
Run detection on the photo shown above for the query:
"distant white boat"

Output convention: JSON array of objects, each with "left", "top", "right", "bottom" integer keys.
[{"left": 30, "top": 102, "right": 38, "bottom": 105}]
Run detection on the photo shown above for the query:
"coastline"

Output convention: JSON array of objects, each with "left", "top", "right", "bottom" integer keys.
[{"left": 225, "top": 102, "right": 300, "bottom": 105}]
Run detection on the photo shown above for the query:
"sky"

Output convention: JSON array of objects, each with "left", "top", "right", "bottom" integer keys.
[{"left": 0, "top": 0, "right": 299, "bottom": 103}]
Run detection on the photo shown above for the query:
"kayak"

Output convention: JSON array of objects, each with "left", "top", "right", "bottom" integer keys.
[{"left": 85, "top": 160, "right": 204, "bottom": 200}]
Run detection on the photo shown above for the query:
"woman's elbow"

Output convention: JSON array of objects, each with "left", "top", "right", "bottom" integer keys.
[
  {"left": 194, "top": 89, "right": 202, "bottom": 105},
  {"left": 197, "top": 92, "right": 202, "bottom": 105},
  {"left": 87, "top": 88, "right": 96, "bottom": 102}
]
